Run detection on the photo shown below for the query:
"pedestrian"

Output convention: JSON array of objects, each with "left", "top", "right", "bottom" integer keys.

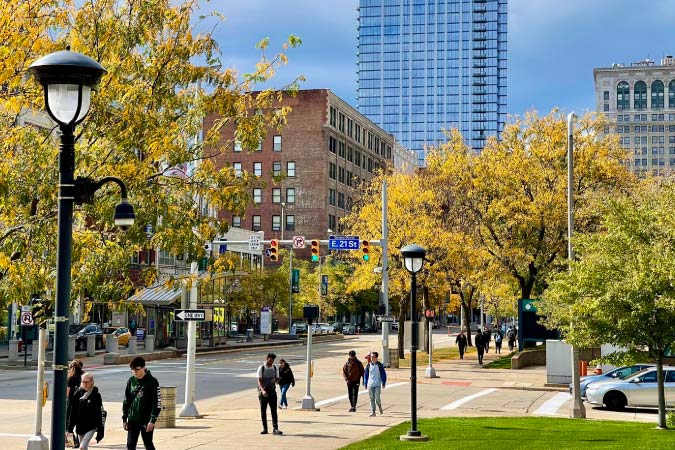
[
  {"left": 455, "top": 330, "right": 468, "bottom": 360},
  {"left": 507, "top": 326, "right": 516, "bottom": 352},
  {"left": 483, "top": 327, "right": 491, "bottom": 353},
  {"left": 257, "top": 352, "right": 282, "bottom": 435},
  {"left": 343, "top": 350, "right": 365, "bottom": 412},
  {"left": 122, "top": 356, "right": 161, "bottom": 450},
  {"left": 129, "top": 318, "right": 137, "bottom": 337},
  {"left": 363, "top": 351, "right": 387, "bottom": 416},
  {"left": 474, "top": 330, "right": 485, "bottom": 365},
  {"left": 494, "top": 328, "right": 503, "bottom": 354},
  {"left": 277, "top": 358, "right": 295, "bottom": 409},
  {"left": 67, "top": 372, "right": 104, "bottom": 449}
]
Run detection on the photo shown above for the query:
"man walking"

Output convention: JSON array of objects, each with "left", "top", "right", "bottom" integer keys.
[
  {"left": 455, "top": 330, "right": 468, "bottom": 360},
  {"left": 122, "top": 357, "right": 161, "bottom": 450},
  {"left": 257, "top": 352, "right": 282, "bottom": 435},
  {"left": 343, "top": 350, "right": 365, "bottom": 412},
  {"left": 363, "top": 351, "right": 387, "bottom": 416},
  {"left": 483, "top": 327, "right": 491, "bottom": 353},
  {"left": 507, "top": 326, "right": 516, "bottom": 352},
  {"left": 494, "top": 328, "right": 503, "bottom": 354},
  {"left": 474, "top": 330, "right": 485, "bottom": 365}
]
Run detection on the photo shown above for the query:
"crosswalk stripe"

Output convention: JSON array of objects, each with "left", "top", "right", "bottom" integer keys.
[
  {"left": 440, "top": 388, "right": 499, "bottom": 410},
  {"left": 534, "top": 392, "right": 571, "bottom": 416}
]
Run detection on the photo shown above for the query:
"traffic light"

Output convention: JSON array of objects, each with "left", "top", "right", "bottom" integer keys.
[
  {"left": 361, "top": 240, "right": 370, "bottom": 261},
  {"left": 311, "top": 240, "right": 320, "bottom": 262},
  {"left": 270, "top": 239, "right": 279, "bottom": 262}
]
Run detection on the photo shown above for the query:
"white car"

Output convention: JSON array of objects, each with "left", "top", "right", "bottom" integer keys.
[
  {"left": 585, "top": 366, "right": 675, "bottom": 410},
  {"left": 318, "top": 323, "right": 334, "bottom": 334}
]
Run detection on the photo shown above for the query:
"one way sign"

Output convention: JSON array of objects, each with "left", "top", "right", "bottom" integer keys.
[{"left": 174, "top": 309, "right": 206, "bottom": 321}]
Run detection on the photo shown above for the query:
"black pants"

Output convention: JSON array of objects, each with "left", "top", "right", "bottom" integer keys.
[
  {"left": 347, "top": 381, "right": 360, "bottom": 407},
  {"left": 126, "top": 421, "right": 155, "bottom": 450},
  {"left": 458, "top": 346, "right": 466, "bottom": 359},
  {"left": 477, "top": 349, "right": 484, "bottom": 364},
  {"left": 259, "top": 391, "right": 278, "bottom": 431},
  {"left": 495, "top": 341, "right": 502, "bottom": 354}
]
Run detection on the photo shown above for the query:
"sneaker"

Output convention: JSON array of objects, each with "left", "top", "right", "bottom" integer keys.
[
  {"left": 273, "top": 429, "right": 283, "bottom": 435},
  {"left": 369, "top": 412, "right": 376, "bottom": 417},
  {"left": 379, "top": 405, "right": 383, "bottom": 414},
  {"left": 349, "top": 407, "right": 355, "bottom": 412},
  {"left": 261, "top": 430, "right": 268, "bottom": 435}
]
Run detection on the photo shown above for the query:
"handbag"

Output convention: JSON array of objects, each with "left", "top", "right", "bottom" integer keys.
[{"left": 96, "top": 407, "right": 107, "bottom": 442}]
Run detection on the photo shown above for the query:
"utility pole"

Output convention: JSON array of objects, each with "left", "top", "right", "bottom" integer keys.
[
  {"left": 26, "top": 326, "right": 48, "bottom": 450},
  {"left": 179, "top": 262, "right": 200, "bottom": 418},
  {"left": 288, "top": 249, "right": 294, "bottom": 334},
  {"left": 380, "top": 178, "right": 390, "bottom": 367}
]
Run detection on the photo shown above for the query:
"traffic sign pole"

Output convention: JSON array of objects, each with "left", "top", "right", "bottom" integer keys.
[
  {"left": 179, "top": 262, "right": 200, "bottom": 418},
  {"left": 27, "top": 327, "right": 48, "bottom": 450},
  {"left": 381, "top": 178, "right": 391, "bottom": 367}
]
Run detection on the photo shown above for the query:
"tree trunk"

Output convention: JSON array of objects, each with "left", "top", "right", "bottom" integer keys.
[
  {"left": 461, "top": 301, "right": 472, "bottom": 346},
  {"left": 422, "top": 285, "right": 430, "bottom": 353},
  {"left": 657, "top": 350, "right": 667, "bottom": 429}
]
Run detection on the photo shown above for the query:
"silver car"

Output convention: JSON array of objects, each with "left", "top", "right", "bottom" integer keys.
[
  {"left": 585, "top": 366, "right": 675, "bottom": 410},
  {"left": 569, "top": 364, "right": 653, "bottom": 398}
]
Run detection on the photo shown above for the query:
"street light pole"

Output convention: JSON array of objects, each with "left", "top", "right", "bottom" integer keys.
[
  {"left": 568, "top": 112, "right": 586, "bottom": 419},
  {"left": 381, "top": 178, "right": 390, "bottom": 367}
]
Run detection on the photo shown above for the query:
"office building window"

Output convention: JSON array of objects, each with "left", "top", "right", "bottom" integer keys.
[
  {"left": 670, "top": 80, "right": 675, "bottom": 108},
  {"left": 287, "top": 161, "right": 296, "bottom": 177},
  {"left": 347, "top": 146, "right": 354, "bottom": 162},
  {"left": 253, "top": 188, "right": 262, "bottom": 203},
  {"left": 337, "top": 192, "right": 345, "bottom": 208},
  {"left": 603, "top": 91, "right": 609, "bottom": 101},
  {"left": 329, "top": 136, "right": 337, "bottom": 153},
  {"left": 285, "top": 215, "right": 295, "bottom": 231},
  {"left": 329, "top": 189, "right": 336, "bottom": 206},
  {"left": 652, "top": 80, "right": 664, "bottom": 109},
  {"left": 253, "top": 162, "right": 262, "bottom": 176},
  {"left": 329, "top": 162, "right": 336, "bottom": 180},
  {"left": 634, "top": 81, "right": 647, "bottom": 110},
  {"left": 272, "top": 188, "right": 281, "bottom": 203},
  {"left": 355, "top": 123, "right": 361, "bottom": 142},
  {"left": 347, "top": 170, "right": 353, "bottom": 187},
  {"left": 617, "top": 81, "right": 630, "bottom": 111},
  {"left": 272, "top": 215, "right": 281, "bottom": 231},
  {"left": 273, "top": 135, "right": 282, "bottom": 151},
  {"left": 328, "top": 214, "right": 336, "bottom": 231},
  {"left": 330, "top": 106, "right": 336, "bottom": 127},
  {"left": 255, "top": 141, "right": 262, "bottom": 152},
  {"left": 286, "top": 188, "right": 295, "bottom": 204},
  {"left": 252, "top": 215, "right": 261, "bottom": 231},
  {"left": 339, "top": 141, "right": 346, "bottom": 158},
  {"left": 234, "top": 140, "right": 242, "bottom": 152},
  {"left": 273, "top": 161, "right": 282, "bottom": 176},
  {"left": 338, "top": 167, "right": 345, "bottom": 183},
  {"left": 232, "top": 216, "right": 241, "bottom": 228},
  {"left": 338, "top": 112, "right": 345, "bottom": 132},
  {"left": 233, "top": 162, "right": 242, "bottom": 177},
  {"left": 603, "top": 103, "right": 609, "bottom": 112}
]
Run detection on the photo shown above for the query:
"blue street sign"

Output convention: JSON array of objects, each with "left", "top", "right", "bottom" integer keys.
[
  {"left": 328, "top": 235, "right": 360, "bottom": 250},
  {"left": 265, "top": 248, "right": 272, "bottom": 257}
]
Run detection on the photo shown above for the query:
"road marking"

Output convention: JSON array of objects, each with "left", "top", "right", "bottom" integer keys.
[
  {"left": 534, "top": 392, "right": 571, "bottom": 416},
  {"left": 440, "top": 388, "right": 499, "bottom": 410},
  {"left": 313, "top": 382, "right": 408, "bottom": 408},
  {"left": 0, "top": 433, "right": 32, "bottom": 437},
  {"left": 441, "top": 380, "right": 472, "bottom": 387}
]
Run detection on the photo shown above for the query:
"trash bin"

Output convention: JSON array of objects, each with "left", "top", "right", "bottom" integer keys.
[
  {"left": 155, "top": 386, "right": 176, "bottom": 428},
  {"left": 246, "top": 328, "right": 254, "bottom": 342},
  {"left": 389, "top": 349, "right": 399, "bottom": 369}
]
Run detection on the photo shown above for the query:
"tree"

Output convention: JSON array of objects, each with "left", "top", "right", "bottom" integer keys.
[
  {"left": 0, "top": 0, "right": 302, "bottom": 311},
  {"left": 540, "top": 181, "right": 675, "bottom": 428}
]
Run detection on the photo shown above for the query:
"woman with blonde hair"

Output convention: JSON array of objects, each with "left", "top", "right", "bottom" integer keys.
[{"left": 67, "top": 372, "right": 104, "bottom": 449}]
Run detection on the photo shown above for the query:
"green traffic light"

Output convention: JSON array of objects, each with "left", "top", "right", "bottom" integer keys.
[
  {"left": 312, "top": 255, "right": 319, "bottom": 262},
  {"left": 363, "top": 254, "right": 369, "bottom": 261}
]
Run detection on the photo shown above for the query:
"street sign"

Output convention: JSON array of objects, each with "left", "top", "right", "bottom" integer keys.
[
  {"left": 265, "top": 248, "right": 272, "bottom": 257},
  {"left": 521, "top": 299, "right": 538, "bottom": 313},
  {"left": 21, "top": 305, "right": 31, "bottom": 312},
  {"left": 328, "top": 235, "right": 360, "bottom": 250},
  {"left": 21, "top": 311, "right": 34, "bottom": 326},
  {"left": 248, "top": 235, "right": 261, "bottom": 251},
  {"left": 377, "top": 315, "right": 395, "bottom": 323},
  {"left": 321, "top": 275, "right": 328, "bottom": 296},
  {"left": 292, "top": 236, "right": 306, "bottom": 249},
  {"left": 174, "top": 309, "right": 207, "bottom": 321},
  {"left": 292, "top": 269, "right": 300, "bottom": 293}
]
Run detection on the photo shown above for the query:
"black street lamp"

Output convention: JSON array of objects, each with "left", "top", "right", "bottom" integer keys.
[
  {"left": 28, "top": 48, "right": 135, "bottom": 450},
  {"left": 399, "top": 244, "right": 429, "bottom": 442}
]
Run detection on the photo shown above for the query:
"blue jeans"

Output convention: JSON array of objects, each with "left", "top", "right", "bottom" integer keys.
[
  {"left": 368, "top": 385, "right": 382, "bottom": 413},
  {"left": 280, "top": 383, "right": 291, "bottom": 407}
]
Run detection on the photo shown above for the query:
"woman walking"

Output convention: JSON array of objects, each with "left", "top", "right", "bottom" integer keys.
[
  {"left": 67, "top": 372, "right": 104, "bottom": 449},
  {"left": 278, "top": 358, "right": 295, "bottom": 409}
]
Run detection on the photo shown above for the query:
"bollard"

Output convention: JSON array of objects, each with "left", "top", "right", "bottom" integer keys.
[
  {"left": 389, "top": 348, "right": 400, "bottom": 369},
  {"left": 86, "top": 335, "right": 96, "bottom": 357},
  {"left": 145, "top": 335, "right": 155, "bottom": 353},
  {"left": 68, "top": 336, "right": 76, "bottom": 360},
  {"left": 156, "top": 386, "right": 176, "bottom": 428},
  {"left": 127, "top": 336, "right": 137, "bottom": 354},
  {"left": 106, "top": 334, "right": 118, "bottom": 353},
  {"left": 8, "top": 340, "right": 19, "bottom": 361},
  {"left": 579, "top": 360, "right": 588, "bottom": 377}
]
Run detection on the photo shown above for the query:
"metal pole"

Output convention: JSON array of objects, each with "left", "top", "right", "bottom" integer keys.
[
  {"left": 179, "top": 262, "right": 200, "bottom": 417},
  {"left": 480, "top": 296, "right": 484, "bottom": 331},
  {"left": 300, "top": 321, "right": 316, "bottom": 410},
  {"left": 381, "top": 178, "right": 390, "bottom": 367},
  {"left": 27, "top": 327, "right": 48, "bottom": 450},
  {"left": 281, "top": 203, "right": 285, "bottom": 241},
  {"left": 567, "top": 112, "right": 586, "bottom": 419},
  {"left": 288, "top": 249, "right": 293, "bottom": 333},
  {"left": 51, "top": 125, "right": 75, "bottom": 450},
  {"left": 408, "top": 271, "right": 420, "bottom": 436},
  {"left": 425, "top": 315, "right": 438, "bottom": 378}
]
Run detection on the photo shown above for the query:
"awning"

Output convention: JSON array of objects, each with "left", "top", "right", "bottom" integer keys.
[{"left": 128, "top": 282, "right": 181, "bottom": 306}]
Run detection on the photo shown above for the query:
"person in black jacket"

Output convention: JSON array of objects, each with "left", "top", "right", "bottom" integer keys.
[
  {"left": 474, "top": 331, "right": 485, "bottom": 365},
  {"left": 67, "top": 372, "right": 103, "bottom": 449},
  {"left": 123, "top": 357, "right": 161, "bottom": 450},
  {"left": 277, "top": 358, "right": 295, "bottom": 409},
  {"left": 455, "top": 330, "right": 468, "bottom": 360}
]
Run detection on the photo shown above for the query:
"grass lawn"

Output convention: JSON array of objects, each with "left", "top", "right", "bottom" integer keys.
[
  {"left": 338, "top": 417, "right": 675, "bottom": 450},
  {"left": 483, "top": 351, "right": 516, "bottom": 369},
  {"left": 398, "top": 346, "right": 476, "bottom": 367}
]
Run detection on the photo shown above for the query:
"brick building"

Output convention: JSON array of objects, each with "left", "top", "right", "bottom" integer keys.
[{"left": 205, "top": 89, "right": 395, "bottom": 246}]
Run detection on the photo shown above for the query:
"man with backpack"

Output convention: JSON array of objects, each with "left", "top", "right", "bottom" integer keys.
[
  {"left": 507, "top": 326, "right": 516, "bottom": 352},
  {"left": 494, "top": 328, "right": 503, "bottom": 354},
  {"left": 257, "top": 352, "right": 282, "bottom": 435},
  {"left": 343, "top": 350, "right": 365, "bottom": 412}
]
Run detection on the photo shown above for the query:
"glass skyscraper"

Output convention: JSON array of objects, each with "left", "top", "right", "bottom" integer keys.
[{"left": 357, "top": 0, "right": 507, "bottom": 165}]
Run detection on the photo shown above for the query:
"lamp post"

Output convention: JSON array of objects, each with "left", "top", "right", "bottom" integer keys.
[
  {"left": 399, "top": 244, "right": 429, "bottom": 442},
  {"left": 28, "top": 49, "right": 136, "bottom": 450}
]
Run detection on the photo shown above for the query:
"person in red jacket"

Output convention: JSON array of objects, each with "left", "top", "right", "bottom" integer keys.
[{"left": 342, "top": 350, "right": 365, "bottom": 412}]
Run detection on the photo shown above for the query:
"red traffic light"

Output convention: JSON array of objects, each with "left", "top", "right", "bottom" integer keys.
[{"left": 270, "top": 239, "right": 279, "bottom": 261}]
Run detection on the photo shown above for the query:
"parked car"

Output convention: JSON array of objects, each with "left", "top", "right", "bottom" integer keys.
[
  {"left": 294, "top": 323, "right": 307, "bottom": 334},
  {"left": 70, "top": 323, "right": 104, "bottom": 351},
  {"left": 585, "top": 366, "right": 675, "bottom": 410},
  {"left": 569, "top": 364, "right": 654, "bottom": 398},
  {"left": 331, "top": 322, "right": 343, "bottom": 333},
  {"left": 313, "top": 323, "right": 334, "bottom": 334},
  {"left": 342, "top": 324, "right": 356, "bottom": 335},
  {"left": 102, "top": 327, "right": 132, "bottom": 346}
]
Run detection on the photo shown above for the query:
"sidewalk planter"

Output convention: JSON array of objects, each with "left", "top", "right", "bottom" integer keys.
[
  {"left": 68, "top": 336, "right": 76, "bottom": 360},
  {"left": 156, "top": 386, "right": 176, "bottom": 428},
  {"left": 145, "top": 335, "right": 155, "bottom": 353},
  {"left": 127, "top": 336, "right": 137, "bottom": 354},
  {"left": 106, "top": 334, "right": 118, "bottom": 353}
]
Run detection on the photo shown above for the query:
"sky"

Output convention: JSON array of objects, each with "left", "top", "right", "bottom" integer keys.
[{"left": 199, "top": 0, "right": 675, "bottom": 120}]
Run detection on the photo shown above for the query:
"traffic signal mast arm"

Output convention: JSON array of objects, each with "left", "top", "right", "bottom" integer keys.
[{"left": 211, "top": 240, "right": 383, "bottom": 246}]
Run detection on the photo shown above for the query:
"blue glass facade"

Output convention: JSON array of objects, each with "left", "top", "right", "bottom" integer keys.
[{"left": 357, "top": 0, "right": 507, "bottom": 165}]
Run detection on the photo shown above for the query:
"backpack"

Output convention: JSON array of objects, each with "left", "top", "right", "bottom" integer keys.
[
  {"left": 258, "top": 364, "right": 279, "bottom": 391},
  {"left": 495, "top": 332, "right": 502, "bottom": 343}
]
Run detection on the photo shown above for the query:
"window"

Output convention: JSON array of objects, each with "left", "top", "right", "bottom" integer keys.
[
  {"left": 329, "top": 136, "right": 337, "bottom": 153},
  {"left": 670, "top": 80, "right": 675, "bottom": 108},
  {"left": 272, "top": 215, "right": 281, "bottom": 231},
  {"left": 273, "top": 162, "right": 282, "bottom": 176},
  {"left": 286, "top": 188, "right": 295, "bottom": 204},
  {"left": 255, "top": 141, "right": 262, "bottom": 152},
  {"left": 285, "top": 215, "right": 295, "bottom": 231},
  {"left": 347, "top": 117, "right": 353, "bottom": 137},
  {"left": 233, "top": 162, "right": 242, "bottom": 177},
  {"left": 273, "top": 135, "right": 282, "bottom": 151},
  {"left": 253, "top": 162, "right": 262, "bottom": 176},
  {"left": 603, "top": 90, "right": 609, "bottom": 101},
  {"left": 272, "top": 188, "right": 281, "bottom": 203},
  {"left": 355, "top": 123, "right": 361, "bottom": 142},
  {"left": 330, "top": 106, "right": 336, "bottom": 127},
  {"left": 347, "top": 170, "right": 353, "bottom": 187},
  {"left": 339, "top": 141, "right": 346, "bottom": 158},
  {"left": 234, "top": 140, "right": 242, "bottom": 152},
  {"left": 328, "top": 214, "right": 336, "bottom": 231},
  {"left": 329, "top": 162, "right": 337, "bottom": 180},
  {"left": 634, "top": 81, "right": 647, "bottom": 110},
  {"left": 603, "top": 103, "right": 609, "bottom": 112},
  {"left": 232, "top": 216, "right": 241, "bottom": 227},
  {"left": 252, "top": 215, "right": 261, "bottom": 231},
  {"left": 338, "top": 167, "right": 345, "bottom": 183},
  {"left": 253, "top": 188, "right": 262, "bottom": 203},
  {"left": 347, "top": 146, "right": 354, "bottom": 162},
  {"left": 617, "top": 81, "right": 629, "bottom": 110},
  {"left": 329, "top": 189, "right": 336, "bottom": 206},
  {"left": 651, "top": 80, "right": 664, "bottom": 109},
  {"left": 338, "top": 112, "right": 345, "bottom": 132},
  {"left": 287, "top": 161, "right": 295, "bottom": 177},
  {"left": 337, "top": 192, "right": 345, "bottom": 208}
]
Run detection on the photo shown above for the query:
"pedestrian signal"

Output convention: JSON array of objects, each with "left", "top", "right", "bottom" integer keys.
[
  {"left": 270, "top": 239, "right": 279, "bottom": 262},
  {"left": 361, "top": 240, "right": 370, "bottom": 261},
  {"left": 311, "top": 240, "right": 320, "bottom": 262}
]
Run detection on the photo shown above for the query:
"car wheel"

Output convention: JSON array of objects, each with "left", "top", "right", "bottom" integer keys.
[{"left": 604, "top": 391, "right": 627, "bottom": 410}]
